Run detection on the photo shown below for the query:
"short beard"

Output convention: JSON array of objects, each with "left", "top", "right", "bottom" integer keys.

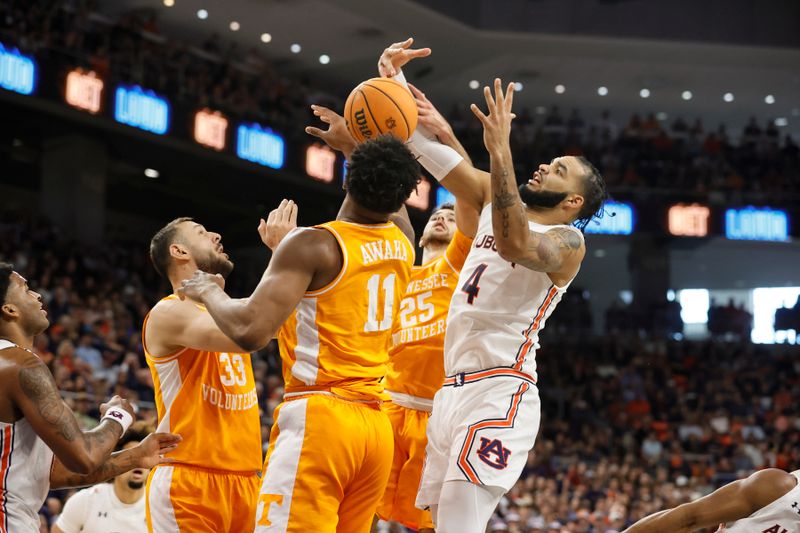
[
  {"left": 128, "top": 480, "right": 145, "bottom": 490},
  {"left": 518, "top": 183, "right": 568, "bottom": 209},
  {"left": 420, "top": 232, "right": 450, "bottom": 248},
  {"left": 196, "top": 252, "right": 234, "bottom": 279}
]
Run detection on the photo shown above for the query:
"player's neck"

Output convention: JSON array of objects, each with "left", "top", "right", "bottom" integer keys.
[
  {"left": 336, "top": 195, "right": 391, "bottom": 225},
  {"left": 114, "top": 480, "right": 144, "bottom": 505},
  {"left": 421, "top": 242, "right": 447, "bottom": 264},
  {"left": 525, "top": 205, "right": 570, "bottom": 227},
  {"left": 168, "top": 263, "right": 199, "bottom": 295},
  {"left": 0, "top": 327, "right": 33, "bottom": 350}
]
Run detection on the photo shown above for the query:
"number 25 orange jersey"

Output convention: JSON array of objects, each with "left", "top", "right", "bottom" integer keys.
[
  {"left": 384, "top": 229, "right": 473, "bottom": 401},
  {"left": 278, "top": 220, "right": 414, "bottom": 402}
]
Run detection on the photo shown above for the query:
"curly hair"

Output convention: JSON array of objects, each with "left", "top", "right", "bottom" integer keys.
[
  {"left": 574, "top": 156, "right": 609, "bottom": 232},
  {"left": 0, "top": 262, "right": 13, "bottom": 306},
  {"left": 345, "top": 135, "right": 421, "bottom": 214}
]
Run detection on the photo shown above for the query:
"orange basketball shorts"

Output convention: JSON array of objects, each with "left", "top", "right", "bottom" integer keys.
[
  {"left": 255, "top": 394, "right": 393, "bottom": 533},
  {"left": 376, "top": 401, "right": 434, "bottom": 531},
  {"left": 146, "top": 463, "right": 260, "bottom": 532}
]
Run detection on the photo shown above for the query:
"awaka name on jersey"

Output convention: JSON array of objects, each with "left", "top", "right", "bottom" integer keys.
[
  {"left": 202, "top": 384, "right": 258, "bottom": 411},
  {"left": 360, "top": 239, "right": 409, "bottom": 265}
]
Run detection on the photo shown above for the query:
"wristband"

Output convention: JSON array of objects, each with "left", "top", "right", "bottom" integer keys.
[
  {"left": 102, "top": 407, "right": 133, "bottom": 434},
  {"left": 407, "top": 129, "right": 463, "bottom": 181},
  {"left": 392, "top": 70, "right": 409, "bottom": 89}
]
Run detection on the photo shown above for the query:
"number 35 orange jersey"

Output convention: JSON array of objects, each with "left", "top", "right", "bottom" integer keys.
[{"left": 278, "top": 220, "right": 415, "bottom": 402}]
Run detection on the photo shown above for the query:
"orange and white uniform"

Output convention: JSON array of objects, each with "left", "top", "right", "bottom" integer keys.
[
  {"left": 143, "top": 295, "right": 263, "bottom": 533},
  {"left": 377, "top": 229, "right": 472, "bottom": 530},
  {"left": 256, "top": 220, "right": 413, "bottom": 533}
]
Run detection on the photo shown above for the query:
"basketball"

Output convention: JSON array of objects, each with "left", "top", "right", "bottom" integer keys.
[{"left": 344, "top": 77, "right": 418, "bottom": 143}]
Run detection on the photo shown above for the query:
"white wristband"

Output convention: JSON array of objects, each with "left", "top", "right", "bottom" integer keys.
[
  {"left": 102, "top": 407, "right": 133, "bottom": 434},
  {"left": 392, "top": 70, "right": 409, "bottom": 89},
  {"left": 407, "top": 129, "right": 464, "bottom": 182}
]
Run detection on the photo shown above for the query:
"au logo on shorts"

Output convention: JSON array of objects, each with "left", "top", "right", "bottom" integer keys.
[{"left": 477, "top": 437, "right": 511, "bottom": 469}]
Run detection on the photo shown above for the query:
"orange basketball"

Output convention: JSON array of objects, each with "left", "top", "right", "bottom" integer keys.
[{"left": 344, "top": 77, "right": 418, "bottom": 143}]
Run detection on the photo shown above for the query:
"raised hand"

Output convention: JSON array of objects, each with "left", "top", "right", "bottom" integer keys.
[
  {"left": 470, "top": 78, "right": 516, "bottom": 156},
  {"left": 259, "top": 199, "right": 298, "bottom": 251},
  {"left": 178, "top": 270, "right": 225, "bottom": 302},
  {"left": 305, "top": 104, "right": 357, "bottom": 157},
  {"left": 377, "top": 37, "right": 431, "bottom": 78},
  {"left": 408, "top": 83, "right": 455, "bottom": 142}
]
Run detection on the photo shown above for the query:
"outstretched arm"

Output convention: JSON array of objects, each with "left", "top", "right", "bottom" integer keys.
[
  {"left": 376, "top": 38, "right": 491, "bottom": 214},
  {"left": 178, "top": 228, "right": 338, "bottom": 352},
  {"left": 11, "top": 354, "right": 134, "bottom": 475},
  {"left": 471, "top": 78, "right": 584, "bottom": 277},
  {"left": 623, "top": 469, "right": 797, "bottom": 533},
  {"left": 51, "top": 432, "right": 181, "bottom": 489}
]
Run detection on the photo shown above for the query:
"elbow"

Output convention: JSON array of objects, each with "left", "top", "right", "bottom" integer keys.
[
  {"left": 60, "top": 452, "right": 95, "bottom": 475},
  {"left": 234, "top": 326, "right": 270, "bottom": 353}
]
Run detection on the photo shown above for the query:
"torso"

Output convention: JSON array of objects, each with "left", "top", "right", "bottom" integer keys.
[
  {"left": 443, "top": 204, "right": 583, "bottom": 379},
  {"left": 384, "top": 230, "right": 473, "bottom": 407},
  {"left": 0, "top": 339, "right": 55, "bottom": 532},
  {"left": 278, "top": 220, "right": 414, "bottom": 402},
  {"left": 57, "top": 483, "right": 147, "bottom": 533},
  {"left": 142, "top": 298, "right": 263, "bottom": 473}
]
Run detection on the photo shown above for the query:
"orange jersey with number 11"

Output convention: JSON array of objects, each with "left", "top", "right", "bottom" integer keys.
[{"left": 278, "top": 220, "right": 414, "bottom": 402}]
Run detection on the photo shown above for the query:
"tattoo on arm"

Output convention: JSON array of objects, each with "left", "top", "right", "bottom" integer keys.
[
  {"left": 19, "top": 361, "right": 79, "bottom": 441},
  {"left": 52, "top": 450, "right": 136, "bottom": 489},
  {"left": 491, "top": 165, "right": 527, "bottom": 239},
  {"left": 19, "top": 359, "right": 121, "bottom": 459},
  {"left": 516, "top": 228, "right": 583, "bottom": 272}
]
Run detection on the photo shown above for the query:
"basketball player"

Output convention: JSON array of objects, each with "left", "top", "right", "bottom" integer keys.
[
  {"left": 624, "top": 468, "right": 800, "bottom": 532},
  {"left": 143, "top": 219, "right": 264, "bottom": 532},
  {"left": 178, "top": 135, "right": 419, "bottom": 532},
  {"left": 377, "top": 41, "right": 607, "bottom": 531},
  {"left": 0, "top": 263, "right": 180, "bottom": 532},
  {"left": 53, "top": 422, "right": 156, "bottom": 533},
  {"left": 302, "top": 100, "right": 479, "bottom": 532}
]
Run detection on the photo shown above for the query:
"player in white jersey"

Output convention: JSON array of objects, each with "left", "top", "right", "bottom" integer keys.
[
  {"left": 624, "top": 468, "right": 800, "bottom": 532},
  {"left": 0, "top": 263, "right": 179, "bottom": 532},
  {"left": 376, "top": 40, "right": 608, "bottom": 531}
]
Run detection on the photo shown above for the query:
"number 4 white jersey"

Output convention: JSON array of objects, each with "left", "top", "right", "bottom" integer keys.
[{"left": 443, "top": 204, "right": 583, "bottom": 380}]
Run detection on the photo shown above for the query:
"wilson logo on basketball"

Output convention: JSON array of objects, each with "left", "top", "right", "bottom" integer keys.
[
  {"left": 354, "top": 109, "right": 373, "bottom": 139},
  {"left": 344, "top": 77, "right": 418, "bottom": 143},
  {"left": 477, "top": 437, "right": 511, "bottom": 469}
]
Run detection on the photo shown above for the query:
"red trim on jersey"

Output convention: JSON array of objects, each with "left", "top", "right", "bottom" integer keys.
[
  {"left": 457, "top": 382, "right": 530, "bottom": 484},
  {"left": 0, "top": 425, "right": 12, "bottom": 533},
  {"left": 443, "top": 367, "right": 536, "bottom": 386},
  {"left": 513, "top": 286, "right": 558, "bottom": 370}
]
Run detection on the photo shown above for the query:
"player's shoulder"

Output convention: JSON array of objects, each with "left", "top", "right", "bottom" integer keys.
[
  {"left": 0, "top": 344, "right": 43, "bottom": 375},
  {"left": 742, "top": 468, "right": 798, "bottom": 508},
  {"left": 746, "top": 468, "right": 798, "bottom": 491},
  {"left": 148, "top": 295, "right": 204, "bottom": 325}
]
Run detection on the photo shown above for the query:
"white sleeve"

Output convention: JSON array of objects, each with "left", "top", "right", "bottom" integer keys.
[{"left": 54, "top": 488, "right": 91, "bottom": 533}]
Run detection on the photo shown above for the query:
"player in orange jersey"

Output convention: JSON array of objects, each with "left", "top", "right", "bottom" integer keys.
[
  {"left": 143, "top": 219, "right": 263, "bottom": 532},
  {"left": 179, "top": 135, "right": 420, "bottom": 533}
]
